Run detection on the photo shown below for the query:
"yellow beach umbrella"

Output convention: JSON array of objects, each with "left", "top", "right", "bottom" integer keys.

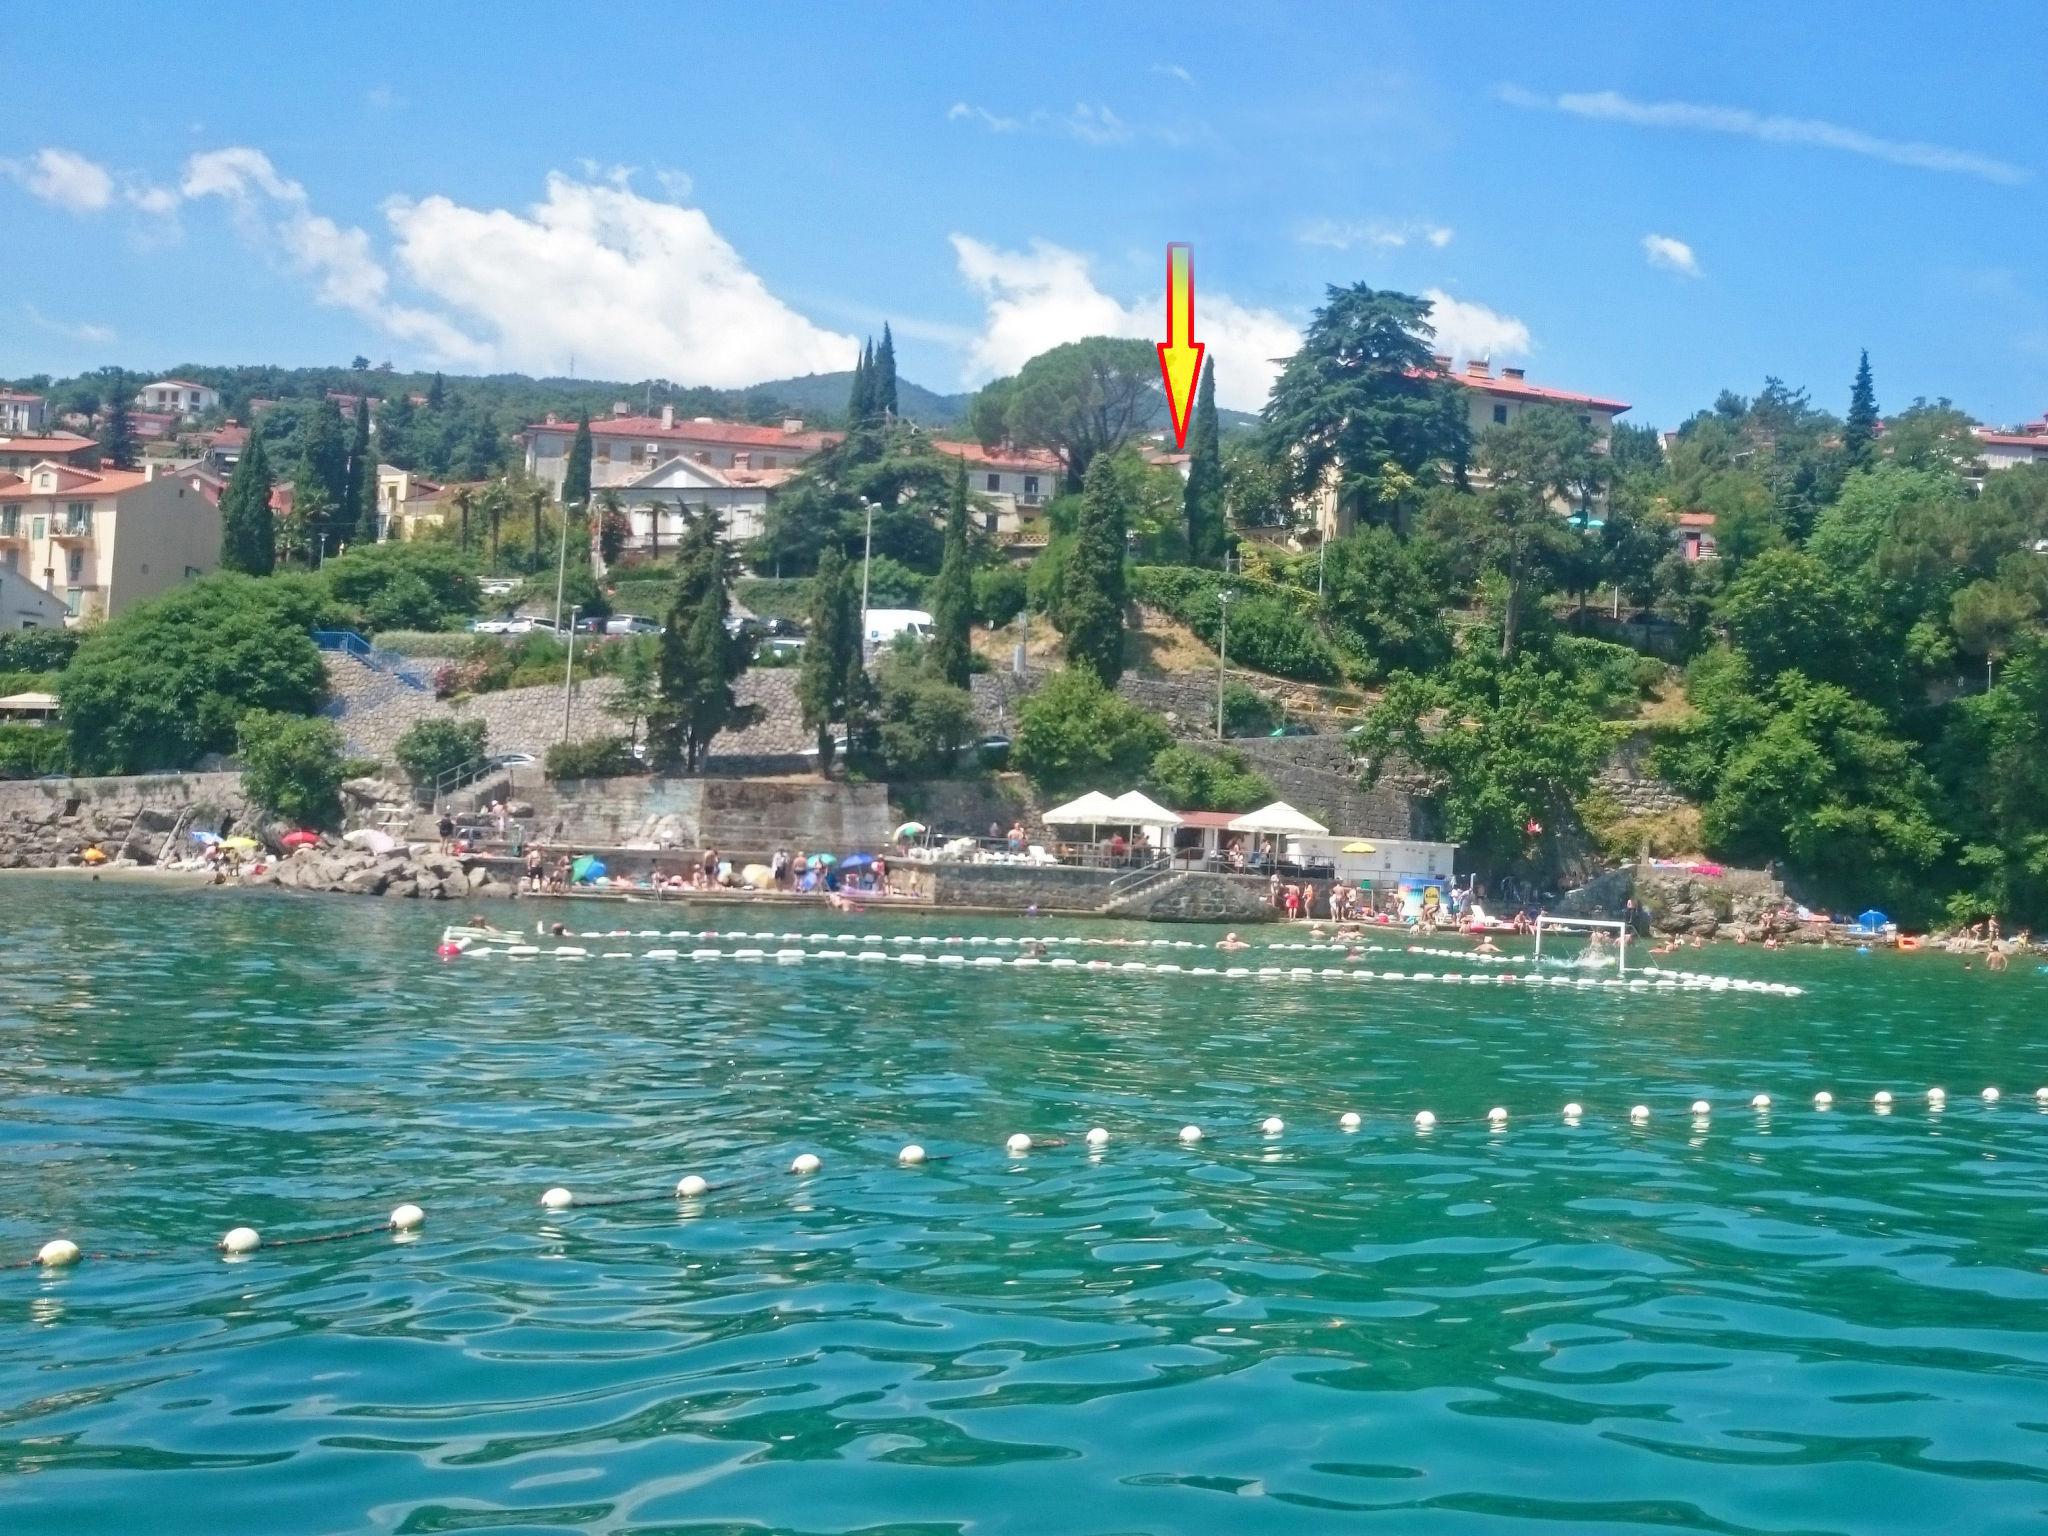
[
  {"left": 1342, "top": 840, "right": 1376, "bottom": 854},
  {"left": 80, "top": 846, "right": 108, "bottom": 864},
  {"left": 221, "top": 836, "right": 260, "bottom": 851}
]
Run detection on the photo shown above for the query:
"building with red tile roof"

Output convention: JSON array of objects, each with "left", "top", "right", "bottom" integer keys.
[
  {"left": 0, "top": 432, "right": 99, "bottom": 476},
  {"left": 522, "top": 405, "right": 839, "bottom": 501},
  {"left": 0, "top": 392, "right": 48, "bottom": 436},
  {"left": 0, "top": 460, "right": 220, "bottom": 623}
]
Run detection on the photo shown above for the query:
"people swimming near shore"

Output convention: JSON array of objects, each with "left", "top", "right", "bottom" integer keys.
[{"left": 1217, "top": 932, "right": 1249, "bottom": 951}]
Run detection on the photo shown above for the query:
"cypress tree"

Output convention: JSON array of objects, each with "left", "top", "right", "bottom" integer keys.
[
  {"left": 654, "top": 507, "right": 744, "bottom": 772},
  {"left": 345, "top": 396, "right": 380, "bottom": 545},
  {"left": 876, "top": 323, "right": 900, "bottom": 419},
  {"left": 1843, "top": 350, "right": 1878, "bottom": 470},
  {"left": 798, "top": 542, "right": 855, "bottom": 772},
  {"left": 295, "top": 399, "right": 350, "bottom": 560},
  {"left": 929, "top": 459, "right": 974, "bottom": 687},
  {"left": 100, "top": 369, "right": 137, "bottom": 470},
  {"left": 425, "top": 372, "right": 445, "bottom": 412},
  {"left": 218, "top": 431, "right": 277, "bottom": 575},
  {"left": 1061, "top": 455, "right": 1128, "bottom": 684},
  {"left": 847, "top": 339, "right": 874, "bottom": 424},
  {"left": 563, "top": 410, "right": 594, "bottom": 509},
  {"left": 1182, "top": 358, "right": 1225, "bottom": 566}
]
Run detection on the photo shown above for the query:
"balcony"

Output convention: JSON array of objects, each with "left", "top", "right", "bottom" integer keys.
[{"left": 50, "top": 522, "right": 93, "bottom": 543}]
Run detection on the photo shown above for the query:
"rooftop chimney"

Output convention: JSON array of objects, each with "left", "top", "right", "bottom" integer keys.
[
  {"left": 544, "top": 412, "right": 559, "bottom": 425},
  {"left": 1501, "top": 366, "right": 1526, "bottom": 382},
  {"left": 611, "top": 402, "right": 630, "bottom": 417},
  {"left": 1465, "top": 359, "right": 1492, "bottom": 380},
  {"left": 660, "top": 404, "right": 675, "bottom": 430},
  {"left": 1430, "top": 352, "right": 1451, "bottom": 370}
]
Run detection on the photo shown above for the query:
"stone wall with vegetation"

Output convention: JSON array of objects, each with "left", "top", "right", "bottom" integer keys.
[{"left": 0, "top": 772, "right": 250, "bottom": 868}]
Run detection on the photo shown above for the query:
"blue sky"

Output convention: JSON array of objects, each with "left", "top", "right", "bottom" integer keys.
[{"left": 5, "top": 1, "right": 2046, "bottom": 429}]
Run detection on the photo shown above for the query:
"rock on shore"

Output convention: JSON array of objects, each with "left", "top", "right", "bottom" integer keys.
[{"left": 244, "top": 844, "right": 509, "bottom": 901}]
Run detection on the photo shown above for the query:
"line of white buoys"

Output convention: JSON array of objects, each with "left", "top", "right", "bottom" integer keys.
[
  {"left": 1690, "top": 1100, "right": 1712, "bottom": 1116},
  {"left": 1006, "top": 1133, "right": 1034, "bottom": 1155},
  {"left": 1982, "top": 1086, "right": 2001, "bottom": 1103},
  {"left": 37, "top": 1238, "right": 80, "bottom": 1268},
  {"left": 220, "top": 1226, "right": 261, "bottom": 1255},
  {"left": 1751, "top": 1094, "right": 1772, "bottom": 1110},
  {"left": 1874, "top": 1090, "right": 1894, "bottom": 1106},
  {"left": 1928, "top": 1087, "right": 1947, "bottom": 1107}
]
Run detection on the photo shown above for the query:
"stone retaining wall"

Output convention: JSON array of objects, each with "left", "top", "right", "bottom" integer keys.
[
  {"left": 0, "top": 771, "right": 249, "bottom": 868},
  {"left": 929, "top": 861, "right": 1275, "bottom": 922}
]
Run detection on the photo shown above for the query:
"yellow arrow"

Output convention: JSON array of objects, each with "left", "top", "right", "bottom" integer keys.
[{"left": 1156, "top": 242, "right": 1205, "bottom": 450}]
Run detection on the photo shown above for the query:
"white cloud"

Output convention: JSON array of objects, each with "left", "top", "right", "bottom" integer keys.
[
  {"left": 1151, "top": 63, "right": 1193, "bottom": 85},
  {"left": 946, "top": 100, "right": 1159, "bottom": 147},
  {"left": 382, "top": 172, "right": 857, "bottom": 384},
  {"left": 948, "top": 102, "right": 1022, "bottom": 133},
  {"left": 179, "top": 146, "right": 491, "bottom": 363},
  {"left": 1641, "top": 232, "right": 1700, "bottom": 277},
  {"left": 1420, "top": 288, "right": 1531, "bottom": 360},
  {"left": 24, "top": 303, "right": 115, "bottom": 346},
  {"left": 1501, "top": 85, "right": 2029, "bottom": 184},
  {"left": 5, "top": 147, "right": 115, "bottom": 212},
  {"left": 125, "top": 183, "right": 180, "bottom": 216},
  {"left": 948, "top": 234, "right": 1300, "bottom": 412},
  {"left": 1297, "top": 217, "right": 1453, "bottom": 251}
]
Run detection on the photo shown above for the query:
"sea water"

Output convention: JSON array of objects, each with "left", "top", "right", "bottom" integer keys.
[{"left": 2, "top": 884, "right": 2044, "bottom": 1533}]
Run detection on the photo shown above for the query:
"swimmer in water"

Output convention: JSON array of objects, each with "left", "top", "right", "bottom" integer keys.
[
  {"left": 1217, "top": 932, "right": 1250, "bottom": 951},
  {"left": 1474, "top": 936, "right": 1501, "bottom": 956}
]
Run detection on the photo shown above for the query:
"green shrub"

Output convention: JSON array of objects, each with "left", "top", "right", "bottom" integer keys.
[
  {"left": 364, "top": 631, "right": 475, "bottom": 658},
  {"left": 1142, "top": 743, "right": 1274, "bottom": 812},
  {"left": 544, "top": 735, "right": 642, "bottom": 780},
  {"left": 393, "top": 717, "right": 487, "bottom": 787},
  {"left": 972, "top": 565, "right": 1028, "bottom": 627},
  {"left": 0, "top": 724, "right": 67, "bottom": 780},
  {"left": 1014, "top": 667, "right": 1170, "bottom": 794},
  {"left": 0, "top": 629, "right": 81, "bottom": 673},
  {"left": 323, "top": 542, "right": 481, "bottom": 632},
  {"left": 865, "top": 651, "right": 978, "bottom": 778},
  {"left": 237, "top": 710, "right": 346, "bottom": 827},
  {"left": 733, "top": 577, "right": 810, "bottom": 624},
  {"left": 1220, "top": 681, "right": 1277, "bottom": 738},
  {"left": 1128, "top": 566, "right": 1340, "bottom": 683}
]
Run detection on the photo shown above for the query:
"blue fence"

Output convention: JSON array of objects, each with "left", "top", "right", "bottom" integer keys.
[{"left": 312, "top": 630, "right": 432, "bottom": 692}]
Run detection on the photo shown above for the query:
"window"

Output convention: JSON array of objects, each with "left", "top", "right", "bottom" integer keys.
[
  {"left": 65, "top": 500, "right": 92, "bottom": 532},
  {"left": 67, "top": 550, "right": 84, "bottom": 582},
  {"left": 1492, "top": 403, "right": 1508, "bottom": 425},
  {"left": 1024, "top": 476, "right": 1039, "bottom": 498},
  {"left": 185, "top": 565, "right": 202, "bottom": 578},
  {"left": 0, "top": 509, "right": 15, "bottom": 536},
  {"left": 1, "top": 550, "right": 15, "bottom": 570},
  {"left": 31, "top": 516, "right": 45, "bottom": 541},
  {"left": 596, "top": 442, "right": 611, "bottom": 462},
  {"left": 630, "top": 444, "right": 645, "bottom": 466},
  {"left": 986, "top": 473, "right": 1002, "bottom": 492},
  {"left": 1577, "top": 413, "right": 1592, "bottom": 427},
  {"left": 64, "top": 588, "right": 82, "bottom": 617},
  {"left": 760, "top": 454, "right": 776, "bottom": 469}
]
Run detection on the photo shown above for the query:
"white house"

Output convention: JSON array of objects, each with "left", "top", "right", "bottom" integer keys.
[
  {"left": 604, "top": 455, "right": 797, "bottom": 549},
  {"left": 523, "top": 406, "right": 836, "bottom": 500},
  {"left": 0, "top": 461, "right": 219, "bottom": 624},
  {"left": 0, "top": 559, "right": 67, "bottom": 630},
  {"left": 134, "top": 379, "right": 222, "bottom": 418},
  {"left": 0, "top": 392, "right": 48, "bottom": 435},
  {"left": 931, "top": 440, "right": 1063, "bottom": 535},
  {"left": 1972, "top": 423, "right": 2048, "bottom": 477}
]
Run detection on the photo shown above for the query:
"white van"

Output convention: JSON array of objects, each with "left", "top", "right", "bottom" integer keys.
[{"left": 864, "top": 608, "right": 933, "bottom": 648}]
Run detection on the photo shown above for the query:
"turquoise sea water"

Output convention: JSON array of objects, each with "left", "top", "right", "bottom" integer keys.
[{"left": 2, "top": 884, "right": 2046, "bottom": 1534}]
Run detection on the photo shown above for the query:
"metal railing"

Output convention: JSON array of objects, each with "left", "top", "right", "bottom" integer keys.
[
  {"left": 312, "top": 629, "right": 432, "bottom": 692},
  {"left": 429, "top": 753, "right": 505, "bottom": 807}
]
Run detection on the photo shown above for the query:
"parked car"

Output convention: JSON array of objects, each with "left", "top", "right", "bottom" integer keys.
[
  {"left": 469, "top": 617, "right": 514, "bottom": 635},
  {"left": 487, "top": 751, "right": 538, "bottom": 770},
  {"left": 759, "top": 635, "right": 805, "bottom": 660},
  {"left": 864, "top": 608, "right": 932, "bottom": 648},
  {"left": 497, "top": 616, "right": 565, "bottom": 636},
  {"left": 604, "top": 614, "right": 663, "bottom": 635},
  {"left": 478, "top": 578, "right": 521, "bottom": 597}
]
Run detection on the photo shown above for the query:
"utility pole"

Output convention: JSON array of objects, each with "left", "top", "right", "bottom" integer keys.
[
  {"left": 560, "top": 606, "right": 581, "bottom": 743},
  {"left": 857, "top": 496, "right": 875, "bottom": 660},
  {"left": 553, "top": 500, "right": 579, "bottom": 632},
  {"left": 1215, "top": 588, "right": 1234, "bottom": 739}
]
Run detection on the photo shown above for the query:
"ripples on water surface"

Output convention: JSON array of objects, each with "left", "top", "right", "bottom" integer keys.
[{"left": 1, "top": 885, "right": 2045, "bottom": 1533}]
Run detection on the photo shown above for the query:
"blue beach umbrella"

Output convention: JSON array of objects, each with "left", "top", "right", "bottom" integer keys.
[
  {"left": 807, "top": 853, "right": 838, "bottom": 868},
  {"left": 571, "top": 855, "right": 606, "bottom": 883},
  {"left": 1856, "top": 908, "right": 1889, "bottom": 930},
  {"left": 840, "top": 854, "right": 876, "bottom": 870}
]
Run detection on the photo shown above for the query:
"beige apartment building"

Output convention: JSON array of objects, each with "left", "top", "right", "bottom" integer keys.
[{"left": 0, "top": 461, "right": 220, "bottom": 624}]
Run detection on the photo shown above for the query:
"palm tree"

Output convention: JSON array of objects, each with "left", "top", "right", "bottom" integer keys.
[
  {"left": 529, "top": 485, "right": 546, "bottom": 569},
  {"left": 453, "top": 486, "right": 474, "bottom": 553},
  {"left": 485, "top": 482, "right": 504, "bottom": 571},
  {"left": 646, "top": 496, "right": 662, "bottom": 563}
]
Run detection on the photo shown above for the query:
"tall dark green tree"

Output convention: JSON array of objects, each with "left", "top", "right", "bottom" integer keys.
[
  {"left": 217, "top": 431, "right": 277, "bottom": 575},
  {"left": 562, "top": 410, "right": 594, "bottom": 510},
  {"left": 99, "top": 369, "right": 138, "bottom": 470},
  {"left": 929, "top": 459, "right": 974, "bottom": 687},
  {"left": 1844, "top": 350, "right": 1879, "bottom": 471},
  {"left": 967, "top": 337, "right": 1156, "bottom": 491},
  {"left": 847, "top": 339, "right": 875, "bottom": 424},
  {"left": 345, "top": 396, "right": 379, "bottom": 545},
  {"left": 425, "top": 372, "right": 445, "bottom": 411},
  {"left": 1262, "top": 283, "right": 1469, "bottom": 530},
  {"left": 875, "top": 324, "right": 899, "bottom": 418},
  {"left": 1181, "top": 358, "right": 1226, "bottom": 565},
  {"left": 798, "top": 542, "right": 858, "bottom": 773},
  {"left": 294, "top": 399, "right": 350, "bottom": 560},
  {"left": 1060, "top": 454, "right": 1129, "bottom": 684},
  {"left": 652, "top": 507, "right": 745, "bottom": 772}
]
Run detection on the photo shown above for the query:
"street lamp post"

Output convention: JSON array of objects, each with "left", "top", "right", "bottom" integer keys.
[
  {"left": 553, "top": 501, "right": 581, "bottom": 633},
  {"left": 857, "top": 496, "right": 876, "bottom": 660},
  {"left": 560, "top": 605, "right": 581, "bottom": 744},
  {"left": 1215, "top": 588, "right": 1234, "bottom": 740}
]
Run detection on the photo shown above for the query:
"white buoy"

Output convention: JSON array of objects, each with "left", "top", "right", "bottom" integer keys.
[
  {"left": 37, "top": 1238, "right": 80, "bottom": 1268},
  {"left": 1927, "top": 1087, "right": 1947, "bottom": 1106},
  {"left": 897, "top": 1145, "right": 926, "bottom": 1167},
  {"left": 1085, "top": 1127, "right": 1110, "bottom": 1148},
  {"left": 2036, "top": 1086, "right": 2048, "bottom": 1104},
  {"left": 790, "top": 1152, "right": 822, "bottom": 1176},
  {"left": 220, "top": 1226, "right": 261, "bottom": 1255},
  {"left": 1414, "top": 1110, "right": 1437, "bottom": 1130},
  {"left": 1561, "top": 1103, "right": 1582, "bottom": 1120},
  {"left": 1751, "top": 1094, "right": 1772, "bottom": 1110},
  {"left": 1813, "top": 1091, "right": 1833, "bottom": 1110},
  {"left": 1488, "top": 1106, "right": 1509, "bottom": 1126},
  {"left": 389, "top": 1203, "right": 425, "bottom": 1231},
  {"left": 1261, "top": 1116, "right": 1285, "bottom": 1136},
  {"left": 1982, "top": 1086, "right": 2001, "bottom": 1103},
  {"left": 1690, "top": 1100, "right": 1711, "bottom": 1116},
  {"left": 1178, "top": 1124, "right": 1203, "bottom": 1144},
  {"left": 1629, "top": 1105, "right": 1649, "bottom": 1124},
  {"left": 541, "top": 1187, "right": 573, "bottom": 1210},
  {"left": 676, "top": 1174, "right": 709, "bottom": 1197},
  {"left": 1873, "top": 1090, "right": 1894, "bottom": 1106},
  {"left": 1005, "top": 1132, "right": 1033, "bottom": 1155},
  {"left": 1339, "top": 1111, "right": 1362, "bottom": 1131}
]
